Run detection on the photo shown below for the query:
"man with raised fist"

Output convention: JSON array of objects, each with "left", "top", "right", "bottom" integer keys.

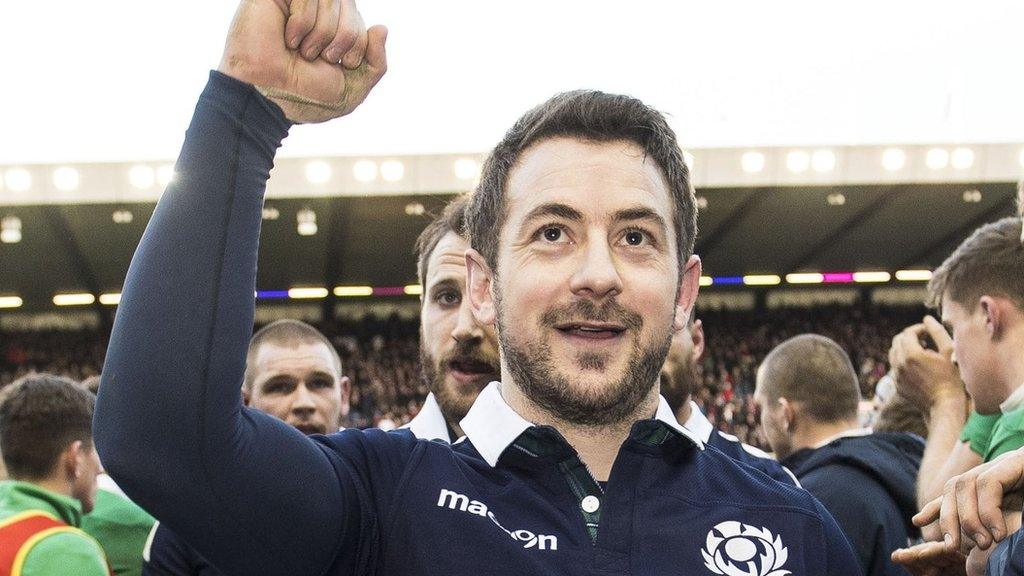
[{"left": 95, "top": 1, "right": 857, "bottom": 574}]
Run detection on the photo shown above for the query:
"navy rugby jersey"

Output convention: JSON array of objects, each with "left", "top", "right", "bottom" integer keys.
[
  {"left": 683, "top": 401, "right": 800, "bottom": 487},
  {"left": 95, "top": 71, "right": 859, "bottom": 576}
]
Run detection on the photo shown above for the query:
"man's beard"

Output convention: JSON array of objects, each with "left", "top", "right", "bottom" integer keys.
[
  {"left": 497, "top": 293, "right": 672, "bottom": 427},
  {"left": 660, "top": 354, "right": 699, "bottom": 415},
  {"left": 420, "top": 337, "right": 500, "bottom": 425}
]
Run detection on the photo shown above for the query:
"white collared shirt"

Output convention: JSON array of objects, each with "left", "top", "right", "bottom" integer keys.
[
  {"left": 460, "top": 382, "right": 703, "bottom": 467},
  {"left": 1000, "top": 383, "right": 1024, "bottom": 414},
  {"left": 402, "top": 393, "right": 454, "bottom": 442},
  {"left": 812, "top": 427, "right": 873, "bottom": 449}
]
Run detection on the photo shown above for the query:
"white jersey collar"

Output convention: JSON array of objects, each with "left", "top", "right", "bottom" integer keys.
[
  {"left": 1000, "top": 383, "right": 1024, "bottom": 414},
  {"left": 403, "top": 393, "right": 454, "bottom": 442},
  {"left": 682, "top": 401, "right": 715, "bottom": 444},
  {"left": 461, "top": 382, "right": 704, "bottom": 468}
]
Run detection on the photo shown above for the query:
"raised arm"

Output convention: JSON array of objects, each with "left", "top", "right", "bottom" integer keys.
[{"left": 94, "top": 2, "right": 386, "bottom": 574}]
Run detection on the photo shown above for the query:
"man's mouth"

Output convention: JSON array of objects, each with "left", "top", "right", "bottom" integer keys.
[
  {"left": 554, "top": 321, "right": 627, "bottom": 340},
  {"left": 293, "top": 422, "right": 326, "bottom": 435},
  {"left": 446, "top": 356, "right": 499, "bottom": 386}
]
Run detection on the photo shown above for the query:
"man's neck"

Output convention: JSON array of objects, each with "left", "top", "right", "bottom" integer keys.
[
  {"left": 794, "top": 419, "right": 864, "bottom": 453},
  {"left": 674, "top": 397, "right": 692, "bottom": 426},
  {"left": 31, "top": 476, "right": 74, "bottom": 501},
  {"left": 500, "top": 381, "right": 660, "bottom": 482}
]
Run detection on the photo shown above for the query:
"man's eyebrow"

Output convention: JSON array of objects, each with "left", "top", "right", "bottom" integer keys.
[
  {"left": 427, "top": 277, "right": 460, "bottom": 295},
  {"left": 520, "top": 202, "right": 585, "bottom": 228},
  {"left": 612, "top": 207, "right": 668, "bottom": 233}
]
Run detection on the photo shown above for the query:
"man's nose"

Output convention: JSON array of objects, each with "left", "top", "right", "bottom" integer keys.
[{"left": 568, "top": 239, "right": 623, "bottom": 299}]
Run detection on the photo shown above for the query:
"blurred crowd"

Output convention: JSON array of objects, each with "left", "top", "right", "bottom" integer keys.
[{"left": 1, "top": 302, "right": 925, "bottom": 448}]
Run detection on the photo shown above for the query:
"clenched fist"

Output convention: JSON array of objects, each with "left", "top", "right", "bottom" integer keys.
[{"left": 218, "top": 0, "right": 387, "bottom": 123}]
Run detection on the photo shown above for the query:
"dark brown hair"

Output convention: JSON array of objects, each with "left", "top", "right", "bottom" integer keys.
[
  {"left": 414, "top": 195, "right": 471, "bottom": 286},
  {"left": 466, "top": 90, "right": 697, "bottom": 272},
  {"left": 0, "top": 373, "right": 95, "bottom": 480},
  {"left": 927, "top": 184, "right": 1024, "bottom": 311},
  {"left": 757, "top": 334, "right": 860, "bottom": 423}
]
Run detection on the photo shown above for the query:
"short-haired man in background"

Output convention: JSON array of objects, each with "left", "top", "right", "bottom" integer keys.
[
  {"left": 0, "top": 374, "right": 108, "bottom": 575},
  {"left": 756, "top": 334, "right": 923, "bottom": 576},
  {"left": 661, "top": 317, "right": 799, "bottom": 485},
  {"left": 405, "top": 195, "right": 500, "bottom": 441},
  {"left": 144, "top": 319, "right": 350, "bottom": 575}
]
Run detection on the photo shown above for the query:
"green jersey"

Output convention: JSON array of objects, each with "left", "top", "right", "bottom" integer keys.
[
  {"left": 81, "top": 486, "right": 155, "bottom": 576},
  {"left": 0, "top": 481, "right": 108, "bottom": 576}
]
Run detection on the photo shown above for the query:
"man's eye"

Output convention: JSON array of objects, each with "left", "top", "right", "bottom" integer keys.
[
  {"left": 623, "top": 229, "right": 651, "bottom": 246},
  {"left": 436, "top": 292, "right": 460, "bottom": 306},
  {"left": 309, "top": 378, "right": 333, "bottom": 389},
  {"left": 541, "top": 226, "right": 565, "bottom": 242}
]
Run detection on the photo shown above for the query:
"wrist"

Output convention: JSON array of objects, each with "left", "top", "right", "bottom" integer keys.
[{"left": 930, "top": 389, "right": 968, "bottom": 411}]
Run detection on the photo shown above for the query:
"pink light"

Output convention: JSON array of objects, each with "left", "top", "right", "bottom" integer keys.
[
  {"left": 822, "top": 273, "right": 854, "bottom": 284},
  {"left": 372, "top": 286, "right": 407, "bottom": 296}
]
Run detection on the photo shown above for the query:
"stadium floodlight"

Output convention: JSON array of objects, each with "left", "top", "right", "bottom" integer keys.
[
  {"left": 287, "top": 287, "right": 328, "bottom": 299},
  {"left": 99, "top": 293, "right": 122, "bottom": 305},
  {"left": 826, "top": 193, "right": 846, "bottom": 206},
  {"left": 380, "top": 160, "right": 404, "bottom": 182},
  {"left": 786, "top": 151, "right": 810, "bottom": 174},
  {"left": 53, "top": 167, "right": 80, "bottom": 191},
  {"left": 743, "top": 275, "right": 781, "bottom": 286},
  {"left": 895, "top": 269, "right": 933, "bottom": 282},
  {"left": 853, "top": 271, "right": 891, "bottom": 283},
  {"left": 695, "top": 196, "right": 708, "bottom": 210},
  {"left": 1, "top": 216, "right": 22, "bottom": 244},
  {"left": 261, "top": 207, "right": 280, "bottom": 220},
  {"left": 404, "top": 284, "right": 423, "bottom": 296},
  {"left": 296, "top": 208, "right": 317, "bottom": 236},
  {"left": 305, "top": 160, "right": 332, "bottom": 184},
  {"left": 333, "top": 286, "right": 374, "bottom": 297},
  {"left": 925, "top": 148, "right": 949, "bottom": 170},
  {"left": 404, "top": 202, "right": 425, "bottom": 216},
  {"left": 881, "top": 148, "right": 906, "bottom": 172},
  {"left": 786, "top": 273, "right": 824, "bottom": 284},
  {"left": 699, "top": 276, "right": 713, "bottom": 287},
  {"left": 740, "top": 151, "right": 765, "bottom": 174},
  {"left": 129, "top": 165, "right": 156, "bottom": 189},
  {"left": 53, "top": 293, "right": 96, "bottom": 306},
  {"left": 5, "top": 168, "right": 32, "bottom": 192},
  {"left": 157, "top": 165, "right": 175, "bottom": 187},
  {"left": 112, "top": 210, "right": 134, "bottom": 224},
  {"left": 0, "top": 296, "right": 22, "bottom": 309},
  {"left": 951, "top": 147, "right": 974, "bottom": 170},
  {"left": 962, "top": 190, "right": 982, "bottom": 203},
  {"left": 453, "top": 158, "right": 481, "bottom": 181},
  {"left": 353, "top": 160, "right": 377, "bottom": 182},
  {"left": 811, "top": 150, "right": 836, "bottom": 173}
]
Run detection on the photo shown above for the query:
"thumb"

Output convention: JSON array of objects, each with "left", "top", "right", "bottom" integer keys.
[
  {"left": 364, "top": 25, "right": 388, "bottom": 72},
  {"left": 922, "top": 316, "right": 954, "bottom": 356}
]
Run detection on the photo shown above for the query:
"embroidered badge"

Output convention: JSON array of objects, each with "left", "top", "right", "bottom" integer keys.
[{"left": 701, "top": 520, "right": 790, "bottom": 576}]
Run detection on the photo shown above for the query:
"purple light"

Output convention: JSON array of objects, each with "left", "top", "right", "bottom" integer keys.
[
  {"left": 256, "top": 290, "right": 290, "bottom": 299},
  {"left": 714, "top": 276, "right": 744, "bottom": 285},
  {"left": 372, "top": 286, "right": 407, "bottom": 296},
  {"left": 822, "top": 273, "right": 854, "bottom": 284}
]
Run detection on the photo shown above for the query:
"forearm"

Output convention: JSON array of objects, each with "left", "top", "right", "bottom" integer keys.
[
  {"left": 95, "top": 71, "right": 344, "bottom": 574},
  {"left": 917, "top": 397, "right": 972, "bottom": 508}
]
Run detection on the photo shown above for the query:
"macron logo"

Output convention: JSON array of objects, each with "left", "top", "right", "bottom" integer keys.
[{"left": 436, "top": 488, "right": 558, "bottom": 550}]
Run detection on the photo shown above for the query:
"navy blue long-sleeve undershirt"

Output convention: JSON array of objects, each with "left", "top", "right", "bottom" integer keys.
[
  {"left": 94, "top": 71, "right": 358, "bottom": 575},
  {"left": 95, "top": 71, "right": 860, "bottom": 576}
]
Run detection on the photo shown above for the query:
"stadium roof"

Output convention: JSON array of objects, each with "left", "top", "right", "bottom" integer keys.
[{"left": 0, "top": 172, "right": 1018, "bottom": 313}]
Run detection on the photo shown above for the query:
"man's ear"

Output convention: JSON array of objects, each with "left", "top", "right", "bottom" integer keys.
[
  {"left": 466, "top": 248, "right": 496, "bottom": 326},
  {"left": 778, "top": 398, "right": 796, "bottom": 432},
  {"left": 690, "top": 319, "right": 706, "bottom": 363},
  {"left": 339, "top": 376, "right": 352, "bottom": 418},
  {"left": 673, "top": 256, "right": 702, "bottom": 332},
  {"left": 980, "top": 296, "right": 1005, "bottom": 340},
  {"left": 65, "top": 440, "right": 86, "bottom": 481}
]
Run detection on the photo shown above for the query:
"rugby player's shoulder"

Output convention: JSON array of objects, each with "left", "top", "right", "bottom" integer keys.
[{"left": 692, "top": 443, "right": 812, "bottom": 506}]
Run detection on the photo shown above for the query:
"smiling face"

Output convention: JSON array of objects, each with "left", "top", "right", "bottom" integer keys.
[
  {"left": 247, "top": 341, "right": 348, "bottom": 435},
  {"left": 471, "top": 137, "right": 700, "bottom": 426},
  {"left": 420, "top": 231, "right": 501, "bottom": 427}
]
